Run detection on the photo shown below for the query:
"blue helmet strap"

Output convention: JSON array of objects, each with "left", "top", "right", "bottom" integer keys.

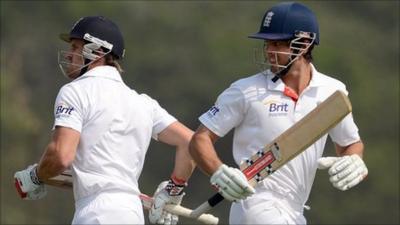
[{"left": 272, "top": 60, "right": 293, "bottom": 82}]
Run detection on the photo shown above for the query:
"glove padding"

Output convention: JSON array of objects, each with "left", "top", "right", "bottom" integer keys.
[
  {"left": 149, "top": 180, "right": 185, "bottom": 225},
  {"left": 318, "top": 154, "right": 368, "bottom": 191},
  {"left": 210, "top": 164, "right": 255, "bottom": 202},
  {"left": 14, "top": 164, "right": 47, "bottom": 200}
]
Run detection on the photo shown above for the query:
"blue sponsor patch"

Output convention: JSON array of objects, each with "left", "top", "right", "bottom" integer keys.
[
  {"left": 55, "top": 102, "right": 74, "bottom": 118},
  {"left": 263, "top": 100, "right": 290, "bottom": 117},
  {"left": 207, "top": 106, "right": 220, "bottom": 117},
  {"left": 269, "top": 102, "right": 289, "bottom": 113}
]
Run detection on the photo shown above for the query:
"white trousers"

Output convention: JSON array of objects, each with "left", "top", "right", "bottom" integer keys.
[
  {"left": 72, "top": 192, "right": 144, "bottom": 224},
  {"left": 229, "top": 191, "right": 307, "bottom": 225}
]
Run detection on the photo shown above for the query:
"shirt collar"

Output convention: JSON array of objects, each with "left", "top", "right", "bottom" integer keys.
[
  {"left": 75, "top": 65, "right": 123, "bottom": 82},
  {"left": 307, "top": 63, "right": 324, "bottom": 87},
  {"left": 266, "top": 63, "right": 323, "bottom": 91},
  {"left": 265, "top": 70, "right": 285, "bottom": 92}
]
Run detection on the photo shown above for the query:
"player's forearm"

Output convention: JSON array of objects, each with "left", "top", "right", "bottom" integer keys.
[
  {"left": 37, "top": 141, "right": 73, "bottom": 181},
  {"left": 172, "top": 144, "right": 196, "bottom": 181},
  {"left": 37, "top": 128, "right": 79, "bottom": 181},
  {"left": 189, "top": 133, "right": 223, "bottom": 176},
  {"left": 335, "top": 140, "right": 364, "bottom": 157},
  {"left": 157, "top": 122, "right": 195, "bottom": 181}
]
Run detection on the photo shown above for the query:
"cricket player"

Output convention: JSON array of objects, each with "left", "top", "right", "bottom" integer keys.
[
  {"left": 14, "top": 16, "right": 195, "bottom": 225},
  {"left": 189, "top": 2, "right": 368, "bottom": 224}
]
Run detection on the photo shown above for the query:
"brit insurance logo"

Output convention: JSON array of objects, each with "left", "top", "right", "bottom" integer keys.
[
  {"left": 206, "top": 106, "right": 220, "bottom": 117},
  {"left": 263, "top": 99, "right": 289, "bottom": 117},
  {"left": 55, "top": 102, "right": 74, "bottom": 118},
  {"left": 263, "top": 11, "right": 274, "bottom": 27}
]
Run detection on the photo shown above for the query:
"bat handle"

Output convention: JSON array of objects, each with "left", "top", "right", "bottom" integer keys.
[
  {"left": 140, "top": 193, "right": 219, "bottom": 224},
  {"left": 190, "top": 193, "right": 224, "bottom": 218},
  {"left": 164, "top": 204, "right": 219, "bottom": 224}
]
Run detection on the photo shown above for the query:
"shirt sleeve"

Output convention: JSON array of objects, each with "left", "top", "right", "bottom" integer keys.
[
  {"left": 53, "top": 84, "right": 84, "bottom": 132},
  {"left": 328, "top": 89, "right": 361, "bottom": 146},
  {"left": 199, "top": 85, "right": 245, "bottom": 137},
  {"left": 141, "top": 94, "right": 177, "bottom": 140},
  {"left": 329, "top": 112, "right": 361, "bottom": 146}
]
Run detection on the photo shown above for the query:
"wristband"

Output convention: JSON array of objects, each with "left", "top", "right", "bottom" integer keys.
[
  {"left": 171, "top": 174, "right": 187, "bottom": 186},
  {"left": 166, "top": 175, "right": 187, "bottom": 196}
]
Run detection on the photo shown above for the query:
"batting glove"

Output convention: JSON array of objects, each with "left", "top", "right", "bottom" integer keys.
[
  {"left": 14, "top": 164, "right": 47, "bottom": 200},
  {"left": 210, "top": 164, "right": 255, "bottom": 202},
  {"left": 149, "top": 178, "right": 186, "bottom": 225},
  {"left": 318, "top": 154, "right": 368, "bottom": 191}
]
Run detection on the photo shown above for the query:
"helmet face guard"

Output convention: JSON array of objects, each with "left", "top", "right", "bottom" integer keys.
[
  {"left": 249, "top": 2, "right": 319, "bottom": 81},
  {"left": 58, "top": 50, "right": 85, "bottom": 78},
  {"left": 58, "top": 33, "right": 113, "bottom": 79},
  {"left": 254, "top": 31, "right": 316, "bottom": 76}
]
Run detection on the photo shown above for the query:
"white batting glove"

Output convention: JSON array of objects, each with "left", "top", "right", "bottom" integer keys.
[
  {"left": 14, "top": 164, "right": 47, "bottom": 200},
  {"left": 149, "top": 179, "right": 185, "bottom": 225},
  {"left": 210, "top": 164, "right": 255, "bottom": 202},
  {"left": 318, "top": 154, "right": 368, "bottom": 191}
]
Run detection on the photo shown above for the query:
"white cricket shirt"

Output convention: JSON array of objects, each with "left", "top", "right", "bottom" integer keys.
[
  {"left": 53, "top": 66, "right": 176, "bottom": 201},
  {"left": 199, "top": 64, "right": 360, "bottom": 206}
]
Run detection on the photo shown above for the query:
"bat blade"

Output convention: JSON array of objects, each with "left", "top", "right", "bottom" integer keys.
[
  {"left": 242, "top": 90, "right": 352, "bottom": 185},
  {"left": 190, "top": 90, "right": 352, "bottom": 217}
]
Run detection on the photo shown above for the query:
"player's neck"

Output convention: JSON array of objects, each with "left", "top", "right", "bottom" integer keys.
[
  {"left": 281, "top": 61, "right": 312, "bottom": 96},
  {"left": 88, "top": 59, "right": 106, "bottom": 71}
]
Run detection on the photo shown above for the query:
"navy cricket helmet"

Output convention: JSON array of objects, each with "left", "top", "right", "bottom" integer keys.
[
  {"left": 60, "top": 16, "right": 125, "bottom": 59},
  {"left": 249, "top": 2, "right": 319, "bottom": 45}
]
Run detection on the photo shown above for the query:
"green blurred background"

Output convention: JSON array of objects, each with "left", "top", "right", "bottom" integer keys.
[{"left": 1, "top": 0, "right": 398, "bottom": 224}]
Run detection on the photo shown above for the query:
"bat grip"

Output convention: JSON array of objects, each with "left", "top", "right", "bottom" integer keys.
[
  {"left": 165, "top": 204, "right": 219, "bottom": 224},
  {"left": 190, "top": 193, "right": 224, "bottom": 218}
]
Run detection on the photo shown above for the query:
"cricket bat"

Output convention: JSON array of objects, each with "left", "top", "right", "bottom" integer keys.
[
  {"left": 190, "top": 90, "right": 352, "bottom": 217},
  {"left": 44, "top": 171, "right": 219, "bottom": 224}
]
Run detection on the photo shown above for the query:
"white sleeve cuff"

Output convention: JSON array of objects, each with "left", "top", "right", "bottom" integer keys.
[
  {"left": 152, "top": 115, "right": 177, "bottom": 140},
  {"left": 53, "top": 121, "right": 82, "bottom": 133},
  {"left": 199, "top": 115, "right": 225, "bottom": 137}
]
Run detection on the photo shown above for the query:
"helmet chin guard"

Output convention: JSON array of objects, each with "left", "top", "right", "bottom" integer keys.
[{"left": 58, "top": 50, "right": 85, "bottom": 79}]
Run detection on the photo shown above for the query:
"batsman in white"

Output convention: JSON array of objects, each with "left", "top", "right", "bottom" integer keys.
[
  {"left": 13, "top": 16, "right": 196, "bottom": 225},
  {"left": 189, "top": 2, "right": 368, "bottom": 224}
]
